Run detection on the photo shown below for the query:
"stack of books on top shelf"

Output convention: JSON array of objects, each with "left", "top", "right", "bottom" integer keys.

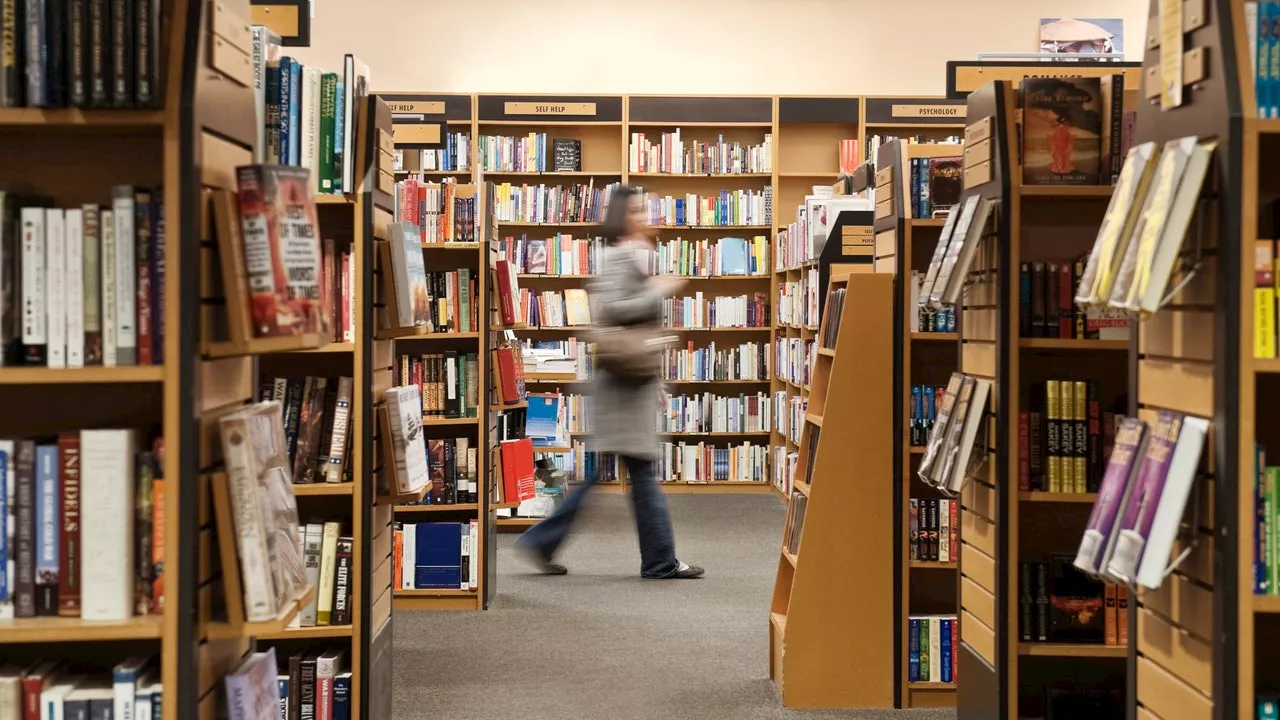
[
  {"left": 251, "top": 32, "right": 370, "bottom": 195},
  {"left": 0, "top": 433, "right": 164, "bottom": 620},
  {"left": 492, "top": 182, "right": 620, "bottom": 225},
  {"left": 0, "top": 657, "right": 162, "bottom": 719},
  {"left": 908, "top": 156, "right": 963, "bottom": 220},
  {"left": 1072, "top": 411, "right": 1208, "bottom": 591},
  {"left": 910, "top": 498, "right": 958, "bottom": 562},
  {"left": 661, "top": 341, "right": 768, "bottom": 382},
  {"left": 294, "top": 521, "right": 354, "bottom": 628},
  {"left": 661, "top": 293, "right": 769, "bottom": 329},
  {"left": 640, "top": 189, "right": 771, "bottom": 228},
  {"left": 397, "top": 352, "right": 481, "bottom": 419},
  {"left": 1019, "top": 380, "right": 1123, "bottom": 494},
  {"left": 657, "top": 442, "right": 769, "bottom": 483},
  {"left": 907, "top": 616, "right": 957, "bottom": 683},
  {"left": 917, "top": 373, "right": 992, "bottom": 495},
  {"left": 396, "top": 133, "right": 471, "bottom": 173},
  {"left": 257, "top": 375, "right": 355, "bottom": 486},
  {"left": 1, "top": 188, "right": 164, "bottom": 369},
  {"left": 7, "top": 1, "right": 161, "bottom": 108},
  {"left": 1020, "top": 555, "right": 1128, "bottom": 647},
  {"left": 629, "top": 132, "right": 772, "bottom": 174},
  {"left": 394, "top": 521, "right": 479, "bottom": 591},
  {"left": 1019, "top": 75, "right": 1134, "bottom": 187}
]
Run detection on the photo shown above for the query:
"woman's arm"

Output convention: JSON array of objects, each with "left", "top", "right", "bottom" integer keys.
[{"left": 592, "top": 246, "right": 665, "bottom": 326}]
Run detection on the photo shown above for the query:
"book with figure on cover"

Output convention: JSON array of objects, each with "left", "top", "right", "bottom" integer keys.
[
  {"left": 1073, "top": 417, "right": 1148, "bottom": 575},
  {"left": 1020, "top": 77, "right": 1103, "bottom": 185},
  {"left": 1105, "top": 411, "right": 1182, "bottom": 583}
]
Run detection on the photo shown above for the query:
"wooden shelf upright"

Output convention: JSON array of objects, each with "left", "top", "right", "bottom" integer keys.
[{"left": 769, "top": 272, "right": 895, "bottom": 708}]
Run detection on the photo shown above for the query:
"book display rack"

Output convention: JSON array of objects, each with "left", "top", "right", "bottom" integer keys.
[{"left": 769, "top": 272, "right": 895, "bottom": 707}]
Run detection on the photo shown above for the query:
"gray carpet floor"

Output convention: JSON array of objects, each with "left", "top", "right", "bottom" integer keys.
[{"left": 392, "top": 492, "right": 957, "bottom": 720}]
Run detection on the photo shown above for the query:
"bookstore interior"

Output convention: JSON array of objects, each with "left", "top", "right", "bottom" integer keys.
[{"left": 1, "top": 0, "right": 1276, "bottom": 719}]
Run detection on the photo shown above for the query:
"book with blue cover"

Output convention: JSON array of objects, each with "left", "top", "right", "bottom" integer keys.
[
  {"left": 413, "top": 522, "right": 462, "bottom": 589},
  {"left": 719, "top": 237, "right": 748, "bottom": 276},
  {"left": 526, "top": 394, "right": 563, "bottom": 446}
]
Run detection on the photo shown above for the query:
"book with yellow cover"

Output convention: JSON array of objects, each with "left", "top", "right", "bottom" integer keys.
[
  {"left": 1256, "top": 239, "right": 1276, "bottom": 359},
  {"left": 1075, "top": 142, "right": 1160, "bottom": 306}
]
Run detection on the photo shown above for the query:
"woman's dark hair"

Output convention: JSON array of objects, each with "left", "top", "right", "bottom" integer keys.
[{"left": 601, "top": 185, "right": 641, "bottom": 246}]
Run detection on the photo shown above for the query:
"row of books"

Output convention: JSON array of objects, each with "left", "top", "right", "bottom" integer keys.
[
  {"left": 1018, "top": 380, "right": 1122, "bottom": 494},
  {"left": 772, "top": 447, "right": 797, "bottom": 495},
  {"left": 384, "top": 223, "right": 481, "bottom": 333},
  {"left": 1022, "top": 259, "right": 1131, "bottom": 340},
  {"left": 1, "top": 189, "right": 163, "bottom": 368},
  {"left": 2, "top": 0, "right": 161, "bottom": 108},
  {"left": 520, "top": 288, "right": 592, "bottom": 328},
  {"left": 396, "top": 134, "right": 472, "bottom": 172},
  {"left": 1074, "top": 137, "right": 1215, "bottom": 315},
  {"left": 1020, "top": 76, "right": 1132, "bottom": 187},
  {"left": 540, "top": 446, "right": 625, "bottom": 484},
  {"left": 907, "top": 616, "right": 957, "bottom": 683},
  {"left": 253, "top": 42, "right": 370, "bottom": 195},
  {"left": 907, "top": 271, "right": 955, "bottom": 334},
  {"left": 1020, "top": 556, "right": 1129, "bottom": 646},
  {"left": 393, "top": 178, "right": 479, "bottom": 244},
  {"left": 0, "top": 657, "right": 160, "bottom": 720},
  {"left": 661, "top": 293, "right": 770, "bottom": 329},
  {"left": 1253, "top": 445, "right": 1280, "bottom": 595},
  {"left": 395, "top": 521, "right": 480, "bottom": 591},
  {"left": 1073, "top": 411, "right": 1209, "bottom": 591},
  {"left": 257, "top": 376, "right": 354, "bottom": 486},
  {"left": 409, "top": 438, "right": 480, "bottom": 506},
  {"left": 661, "top": 341, "right": 769, "bottom": 382},
  {"left": 657, "top": 391, "right": 771, "bottom": 434},
  {"left": 838, "top": 140, "right": 860, "bottom": 174},
  {"left": 783, "top": 491, "right": 807, "bottom": 555},
  {"left": 396, "top": 352, "right": 481, "bottom": 419},
  {"left": 864, "top": 135, "right": 962, "bottom": 170},
  {"left": 907, "top": 155, "right": 962, "bottom": 219},
  {"left": 638, "top": 188, "right": 771, "bottom": 228},
  {"left": 776, "top": 272, "right": 819, "bottom": 328},
  {"left": 778, "top": 393, "right": 808, "bottom": 446},
  {"left": 0, "top": 434, "right": 163, "bottom": 620},
  {"left": 909, "top": 498, "right": 958, "bottom": 563},
  {"left": 497, "top": 235, "right": 602, "bottom": 276},
  {"left": 492, "top": 181, "right": 621, "bottom": 225},
  {"left": 820, "top": 287, "right": 847, "bottom": 348},
  {"left": 223, "top": 646, "right": 351, "bottom": 720},
  {"left": 918, "top": 373, "right": 992, "bottom": 494},
  {"left": 799, "top": 424, "right": 820, "bottom": 487},
  {"left": 628, "top": 132, "right": 772, "bottom": 175},
  {"left": 478, "top": 134, "right": 581, "bottom": 173},
  {"left": 655, "top": 442, "right": 769, "bottom": 484},
  {"left": 1248, "top": 2, "right": 1280, "bottom": 118},
  {"left": 773, "top": 338, "right": 813, "bottom": 387},
  {"left": 908, "top": 385, "right": 949, "bottom": 447},
  {"left": 294, "top": 521, "right": 353, "bottom": 627},
  {"left": 647, "top": 236, "right": 769, "bottom": 277}
]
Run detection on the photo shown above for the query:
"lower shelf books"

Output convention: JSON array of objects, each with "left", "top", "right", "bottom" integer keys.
[
  {"left": 268, "top": 648, "right": 351, "bottom": 720},
  {"left": 909, "top": 384, "right": 949, "bottom": 447},
  {"left": 656, "top": 442, "right": 769, "bottom": 484},
  {"left": 658, "top": 392, "right": 771, "bottom": 434},
  {"left": 259, "top": 375, "right": 356, "bottom": 485},
  {"left": 0, "top": 656, "right": 161, "bottom": 720},
  {"left": 543, "top": 447, "right": 623, "bottom": 484},
  {"left": 1019, "top": 556, "right": 1127, "bottom": 646},
  {"left": 398, "top": 352, "right": 481, "bottom": 419},
  {"left": 909, "top": 498, "right": 958, "bottom": 562},
  {"left": 820, "top": 287, "right": 847, "bottom": 348},
  {"left": 774, "top": 338, "right": 814, "bottom": 389},
  {"left": 1019, "top": 380, "right": 1123, "bottom": 494},
  {"left": 915, "top": 303, "right": 955, "bottom": 335},
  {"left": 909, "top": 156, "right": 963, "bottom": 220},
  {"left": 295, "top": 521, "right": 353, "bottom": 628},
  {"left": 394, "top": 521, "right": 479, "bottom": 591},
  {"left": 784, "top": 491, "right": 807, "bottom": 555},
  {"left": 1020, "top": 259, "right": 1131, "bottom": 341},
  {"left": 0, "top": 433, "right": 164, "bottom": 621},
  {"left": 401, "top": 437, "right": 478, "bottom": 506},
  {"left": 907, "top": 615, "right": 957, "bottom": 683},
  {"left": 772, "top": 447, "right": 798, "bottom": 495}
]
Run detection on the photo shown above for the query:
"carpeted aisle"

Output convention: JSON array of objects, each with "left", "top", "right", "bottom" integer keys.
[{"left": 392, "top": 492, "right": 957, "bottom": 720}]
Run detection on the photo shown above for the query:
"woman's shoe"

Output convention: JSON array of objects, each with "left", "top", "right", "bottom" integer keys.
[{"left": 644, "top": 562, "right": 705, "bottom": 579}]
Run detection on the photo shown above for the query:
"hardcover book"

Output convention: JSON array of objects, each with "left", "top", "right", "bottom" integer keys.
[
  {"left": 1105, "top": 411, "right": 1183, "bottom": 583},
  {"left": 928, "top": 157, "right": 963, "bottom": 210},
  {"left": 388, "top": 221, "right": 430, "bottom": 329},
  {"left": 384, "top": 385, "right": 430, "bottom": 496},
  {"left": 918, "top": 373, "right": 966, "bottom": 483},
  {"left": 1048, "top": 553, "right": 1105, "bottom": 643},
  {"left": 916, "top": 207, "right": 961, "bottom": 308},
  {"left": 1074, "top": 417, "right": 1148, "bottom": 575},
  {"left": 235, "top": 165, "right": 324, "bottom": 338},
  {"left": 1075, "top": 142, "right": 1160, "bottom": 306},
  {"left": 1020, "top": 77, "right": 1103, "bottom": 185},
  {"left": 1135, "top": 414, "right": 1209, "bottom": 589}
]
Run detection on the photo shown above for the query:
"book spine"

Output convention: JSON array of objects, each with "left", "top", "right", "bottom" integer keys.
[
  {"left": 151, "top": 475, "right": 163, "bottom": 611},
  {"left": 319, "top": 73, "right": 336, "bottom": 193},
  {"left": 24, "top": 0, "right": 44, "bottom": 106},
  {"left": 87, "top": 0, "right": 107, "bottom": 106},
  {"left": 1018, "top": 411, "right": 1030, "bottom": 491},
  {"left": 134, "top": 451, "right": 153, "bottom": 615},
  {"left": 110, "top": 0, "right": 132, "bottom": 105},
  {"left": 278, "top": 58, "right": 291, "bottom": 165},
  {"left": 1117, "top": 585, "right": 1129, "bottom": 645},
  {"left": 1034, "top": 562, "right": 1049, "bottom": 641},
  {"left": 1031, "top": 262, "right": 1046, "bottom": 338},
  {"left": 34, "top": 444, "right": 57, "bottom": 615},
  {"left": 1046, "top": 381, "right": 1060, "bottom": 493},
  {"left": 332, "top": 675, "right": 350, "bottom": 720},
  {"left": 66, "top": 209, "right": 85, "bottom": 367},
  {"left": 299, "top": 657, "right": 316, "bottom": 720},
  {"left": 133, "top": 0, "right": 154, "bottom": 105},
  {"left": 151, "top": 193, "right": 164, "bottom": 363},
  {"left": 14, "top": 443, "right": 33, "bottom": 617},
  {"left": 112, "top": 187, "right": 136, "bottom": 365},
  {"left": 80, "top": 430, "right": 136, "bottom": 621},
  {"left": 0, "top": 0, "right": 18, "bottom": 107},
  {"left": 45, "top": 209, "right": 65, "bottom": 368},
  {"left": 1073, "top": 381, "right": 1088, "bottom": 493},
  {"left": 908, "top": 618, "right": 919, "bottom": 682},
  {"left": 57, "top": 434, "right": 80, "bottom": 616},
  {"left": 21, "top": 208, "right": 47, "bottom": 365},
  {"left": 101, "top": 210, "right": 116, "bottom": 365},
  {"left": 1019, "top": 563, "right": 1032, "bottom": 641},
  {"left": 134, "top": 189, "right": 151, "bottom": 366},
  {"left": 331, "top": 536, "right": 352, "bottom": 625},
  {"left": 67, "top": 0, "right": 87, "bottom": 106},
  {"left": 1258, "top": 239, "right": 1276, "bottom": 359},
  {"left": 1107, "top": 75, "right": 1124, "bottom": 184},
  {"left": 43, "top": 0, "right": 62, "bottom": 106}
]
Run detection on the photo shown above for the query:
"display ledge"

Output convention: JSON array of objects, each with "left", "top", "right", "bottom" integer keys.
[
  {"left": 293, "top": 483, "right": 355, "bottom": 496},
  {"left": 393, "top": 590, "right": 481, "bottom": 611},
  {"left": 1019, "top": 491, "right": 1098, "bottom": 503},
  {"left": 1019, "top": 338, "right": 1128, "bottom": 351},
  {"left": 653, "top": 225, "right": 769, "bottom": 230},
  {"left": 420, "top": 242, "right": 482, "bottom": 249},
  {"left": 1016, "top": 643, "right": 1126, "bottom": 657},
  {"left": 1252, "top": 595, "right": 1280, "bottom": 613},
  {"left": 517, "top": 274, "right": 770, "bottom": 281},
  {"left": 0, "top": 615, "right": 164, "bottom": 644},
  {"left": 778, "top": 171, "right": 842, "bottom": 178},
  {"left": 0, "top": 365, "right": 165, "bottom": 384},
  {"left": 396, "top": 169, "right": 471, "bottom": 176},
  {"left": 481, "top": 170, "right": 622, "bottom": 176},
  {"left": 908, "top": 682, "right": 957, "bottom": 691},
  {"left": 313, "top": 195, "right": 356, "bottom": 205},
  {"left": 911, "top": 332, "right": 959, "bottom": 342},
  {"left": 630, "top": 172, "right": 771, "bottom": 178},
  {"left": 1252, "top": 358, "right": 1280, "bottom": 374},
  {"left": 911, "top": 219, "right": 948, "bottom": 227},
  {"left": 206, "top": 585, "right": 316, "bottom": 641},
  {"left": 395, "top": 503, "right": 480, "bottom": 513},
  {"left": 781, "top": 547, "right": 799, "bottom": 567},
  {"left": 497, "top": 221, "right": 601, "bottom": 227},
  {"left": 0, "top": 107, "right": 164, "bottom": 127},
  {"left": 1018, "top": 185, "right": 1114, "bottom": 198},
  {"left": 422, "top": 416, "right": 479, "bottom": 426},
  {"left": 391, "top": 331, "right": 482, "bottom": 340},
  {"left": 257, "top": 624, "right": 354, "bottom": 641},
  {"left": 909, "top": 561, "right": 957, "bottom": 570},
  {"left": 514, "top": 326, "right": 770, "bottom": 333}
]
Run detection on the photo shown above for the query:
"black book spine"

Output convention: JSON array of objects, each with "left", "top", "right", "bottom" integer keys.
[
  {"left": 331, "top": 537, "right": 353, "bottom": 625},
  {"left": 444, "top": 438, "right": 457, "bottom": 504},
  {"left": 43, "top": 0, "right": 62, "bottom": 106},
  {"left": 1034, "top": 562, "right": 1049, "bottom": 641},
  {"left": 1031, "top": 262, "right": 1046, "bottom": 338},
  {"left": 282, "top": 377, "right": 304, "bottom": 464},
  {"left": 109, "top": 0, "right": 131, "bottom": 106},
  {"left": 299, "top": 656, "right": 317, "bottom": 720},
  {"left": 132, "top": 0, "right": 151, "bottom": 104},
  {"left": 67, "top": 0, "right": 86, "bottom": 106},
  {"left": 24, "top": 0, "right": 44, "bottom": 106},
  {"left": 287, "top": 654, "right": 302, "bottom": 720},
  {"left": 0, "top": 0, "right": 19, "bottom": 107},
  {"left": 14, "top": 441, "right": 35, "bottom": 617},
  {"left": 1045, "top": 262, "right": 1060, "bottom": 339},
  {"left": 1019, "top": 563, "right": 1033, "bottom": 641},
  {"left": 1107, "top": 76, "right": 1124, "bottom": 184},
  {"left": 86, "top": 0, "right": 105, "bottom": 105}
]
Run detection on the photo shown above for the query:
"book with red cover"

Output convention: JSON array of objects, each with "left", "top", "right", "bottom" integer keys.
[
  {"left": 57, "top": 433, "right": 81, "bottom": 617},
  {"left": 427, "top": 439, "right": 448, "bottom": 504},
  {"left": 500, "top": 438, "right": 536, "bottom": 503},
  {"left": 235, "top": 165, "right": 324, "bottom": 338},
  {"left": 948, "top": 498, "right": 958, "bottom": 560},
  {"left": 493, "top": 346, "right": 525, "bottom": 404},
  {"left": 496, "top": 259, "right": 518, "bottom": 326}
]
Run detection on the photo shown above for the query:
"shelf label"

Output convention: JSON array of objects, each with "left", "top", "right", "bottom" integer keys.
[
  {"left": 891, "top": 104, "right": 963, "bottom": 119},
  {"left": 387, "top": 101, "right": 445, "bottom": 115},
  {"left": 504, "top": 102, "right": 597, "bottom": 116},
  {"left": 843, "top": 226, "right": 874, "bottom": 245},
  {"left": 394, "top": 123, "right": 443, "bottom": 146}
]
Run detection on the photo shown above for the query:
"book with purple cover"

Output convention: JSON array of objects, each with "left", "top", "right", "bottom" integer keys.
[
  {"left": 1105, "top": 411, "right": 1183, "bottom": 583},
  {"left": 1136, "top": 415, "right": 1209, "bottom": 589},
  {"left": 1073, "top": 417, "right": 1148, "bottom": 575}
]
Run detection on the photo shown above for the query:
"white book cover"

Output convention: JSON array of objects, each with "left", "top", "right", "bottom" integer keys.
[
  {"left": 41, "top": 678, "right": 78, "bottom": 720},
  {"left": 0, "top": 439, "right": 14, "bottom": 620},
  {"left": 929, "top": 617, "right": 942, "bottom": 682},
  {"left": 100, "top": 211, "right": 117, "bottom": 366},
  {"left": 315, "top": 649, "right": 343, "bottom": 719},
  {"left": 20, "top": 208, "right": 46, "bottom": 357},
  {"left": 938, "top": 500, "right": 950, "bottom": 563},
  {"left": 299, "top": 522, "right": 323, "bottom": 626},
  {"left": 131, "top": 671, "right": 156, "bottom": 720},
  {"left": 45, "top": 209, "right": 66, "bottom": 368},
  {"left": 1135, "top": 416, "right": 1210, "bottom": 589},
  {"left": 945, "top": 378, "right": 992, "bottom": 493},
  {"left": 111, "top": 657, "right": 148, "bottom": 720},
  {"left": 301, "top": 66, "right": 322, "bottom": 196},
  {"left": 64, "top": 209, "right": 84, "bottom": 368},
  {"left": 81, "top": 429, "right": 138, "bottom": 620},
  {"left": 218, "top": 411, "right": 276, "bottom": 622},
  {"left": 468, "top": 520, "right": 478, "bottom": 590},
  {"left": 112, "top": 188, "right": 137, "bottom": 366},
  {"left": 384, "top": 386, "right": 429, "bottom": 494},
  {"left": 223, "top": 649, "right": 278, "bottom": 720},
  {"left": 402, "top": 523, "right": 416, "bottom": 589}
]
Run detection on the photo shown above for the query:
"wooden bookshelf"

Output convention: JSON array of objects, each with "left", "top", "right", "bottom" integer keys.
[{"left": 769, "top": 272, "right": 895, "bottom": 707}]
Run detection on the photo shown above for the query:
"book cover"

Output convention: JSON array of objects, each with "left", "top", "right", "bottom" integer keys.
[
  {"left": 1106, "top": 411, "right": 1183, "bottom": 583},
  {"left": 384, "top": 385, "right": 429, "bottom": 496},
  {"left": 1259, "top": 239, "right": 1277, "bottom": 359},
  {"left": 928, "top": 157, "right": 963, "bottom": 210},
  {"left": 1020, "top": 77, "right": 1103, "bottom": 185},
  {"left": 1074, "top": 417, "right": 1148, "bottom": 575},
  {"left": 1135, "top": 415, "right": 1210, "bottom": 589},
  {"left": 57, "top": 433, "right": 80, "bottom": 616},
  {"left": 388, "top": 221, "right": 430, "bottom": 329}
]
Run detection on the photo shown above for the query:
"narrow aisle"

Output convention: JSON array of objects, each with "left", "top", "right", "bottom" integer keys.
[{"left": 392, "top": 493, "right": 956, "bottom": 720}]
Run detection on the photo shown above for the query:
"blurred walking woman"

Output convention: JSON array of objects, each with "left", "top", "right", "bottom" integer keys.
[{"left": 517, "top": 187, "right": 704, "bottom": 579}]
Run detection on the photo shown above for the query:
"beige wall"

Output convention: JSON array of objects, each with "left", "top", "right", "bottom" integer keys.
[{"left": 291, "top": 0, "right": 1150, "bottom": 96}]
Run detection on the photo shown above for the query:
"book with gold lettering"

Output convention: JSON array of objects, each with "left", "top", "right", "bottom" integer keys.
[
  {"left": 1075, "top": 142, "right": 1160, "bottom": 306},
  {"left": 1020, "top": 78, "right": 1103, "bottom": 185}
]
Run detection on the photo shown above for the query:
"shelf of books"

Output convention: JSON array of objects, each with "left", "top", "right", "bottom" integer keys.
[
  {"left": 377, "top": 94, "right": 488, "bottom": 613},
  {"left": 874, "top": 135, "right": 966, "bottom": 709},
  {"left": 769, "top": 272, "right": 895, "bottom": 707}
]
